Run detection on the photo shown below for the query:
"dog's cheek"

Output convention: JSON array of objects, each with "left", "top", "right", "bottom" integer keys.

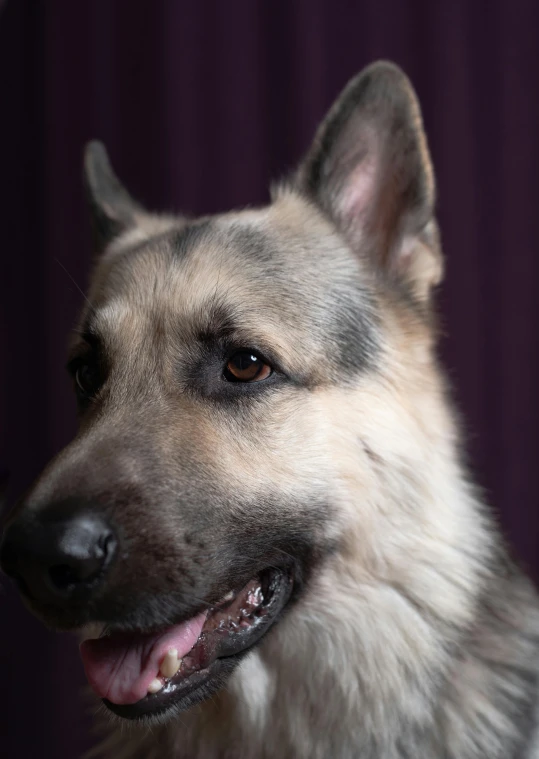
[
  {"left": 202, "top": 391, "right": 335, "bottom": 499},
  {"left": 92, "top": 390, "right": 340, "bottom": 604}
]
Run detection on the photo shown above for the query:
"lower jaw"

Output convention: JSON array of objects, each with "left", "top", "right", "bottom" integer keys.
[{"left": 104, "top": 657, "right": 237, "bottom": 721}]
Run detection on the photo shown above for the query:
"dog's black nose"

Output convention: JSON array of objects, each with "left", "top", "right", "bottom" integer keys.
[{"left": 0, "top": 509, "right": 117, "bottom": 604}]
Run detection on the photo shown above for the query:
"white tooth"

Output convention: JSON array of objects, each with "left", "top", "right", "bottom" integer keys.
[
  {"left": 147, "top": 678, "right": 164, "bottom": 694},
  {"left": 160, "top": 648, "right": 182, "bottom": 679}
]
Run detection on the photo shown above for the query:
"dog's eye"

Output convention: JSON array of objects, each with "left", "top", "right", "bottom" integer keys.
[
  {"left": 74, "top": 362, "right": 101, "bottom": 397},
  {"left": 224, "top": 352, "right": 272, "bottom": 383}
]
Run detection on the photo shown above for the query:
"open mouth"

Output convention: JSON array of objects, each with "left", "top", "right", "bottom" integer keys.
[{"left": 80, "top": 567, "right": 293, "bottom": 720}]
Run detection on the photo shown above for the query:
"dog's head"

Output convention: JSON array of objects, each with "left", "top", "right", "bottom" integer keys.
[{"left": 1, "top": 62, "right": 445, "bottom": 721}]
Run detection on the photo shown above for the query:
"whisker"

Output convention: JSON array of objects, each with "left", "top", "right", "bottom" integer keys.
[
  {"left": 269, "top": 546, "right": 296, "bottom": 563},
  {"left": 54, "top": 257, "right": 96, "bottom": 314}
]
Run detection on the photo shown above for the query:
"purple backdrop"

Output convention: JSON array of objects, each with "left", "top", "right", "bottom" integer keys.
[{"left": 1, "top": 1, "right": 538, "bottom": 757}]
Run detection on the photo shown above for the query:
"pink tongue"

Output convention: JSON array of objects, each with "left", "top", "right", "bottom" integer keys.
[{"left": 79, "top": 612, "right": 207, "bottom": 705}]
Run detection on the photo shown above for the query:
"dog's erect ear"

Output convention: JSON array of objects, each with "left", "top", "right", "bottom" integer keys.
[
  {"left": 297, "top": 61, "right": 443, "bottom": 302},
  {"left": 83, "top": 141, "right": 142, "bottom": 253}
]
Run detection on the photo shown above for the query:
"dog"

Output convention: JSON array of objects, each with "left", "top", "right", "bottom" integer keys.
[{"left": 2, "top": 61, "right": 539, "bottom": 759}]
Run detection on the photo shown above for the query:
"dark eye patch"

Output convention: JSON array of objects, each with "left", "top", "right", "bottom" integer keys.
[{"left": 176, "top": 336, "right": 289, "bottom": 403}]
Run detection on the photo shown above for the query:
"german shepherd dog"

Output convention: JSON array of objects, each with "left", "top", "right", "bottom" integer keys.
[{"left": 2, "top": 62, "right": 539, "bottom": 759}]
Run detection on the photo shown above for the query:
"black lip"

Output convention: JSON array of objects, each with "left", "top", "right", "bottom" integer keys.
[
  {"left": 104, "top": 656, "right": 236, "bottom": 720},
  {"left": 102, "top": 568, "right": 293, "bottom": 721}
]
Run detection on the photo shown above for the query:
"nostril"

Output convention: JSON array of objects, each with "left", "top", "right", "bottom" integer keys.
[{"left": 100, "top": 532, "right": 116, "bottom": 559}]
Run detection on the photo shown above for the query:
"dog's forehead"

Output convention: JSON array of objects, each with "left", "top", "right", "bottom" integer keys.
[{"left": 86, "top": 195, "right": 379, "bottom": 373}]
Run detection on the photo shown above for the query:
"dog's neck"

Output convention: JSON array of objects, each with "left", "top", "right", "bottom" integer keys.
[{"left": 171, "top": 516, "right": 537, "bottom": 759}]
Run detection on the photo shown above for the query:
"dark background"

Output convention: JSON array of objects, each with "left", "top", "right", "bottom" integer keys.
[{"left": 1, "top": 1, "right": 538, "bottom": 757}]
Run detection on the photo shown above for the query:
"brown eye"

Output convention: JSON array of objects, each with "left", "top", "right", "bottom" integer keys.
[{"left": 224, "top": 352, "right": 272, "bottom": 383}]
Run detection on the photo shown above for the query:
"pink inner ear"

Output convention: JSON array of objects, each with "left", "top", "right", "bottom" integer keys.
[
  {"left": 337, "top": 156, "right": 377, "bottom": 226},
  {"left": 331, "top": 120, "right": 379, "bottom": 228}
]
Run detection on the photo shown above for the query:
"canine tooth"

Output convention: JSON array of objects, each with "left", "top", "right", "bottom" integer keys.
[
  {"left": 148, "top": 678, "right": 164, "bottom": 694},
  {"left": 160, "top": 648, "right": 182, "bottom": 678}
]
